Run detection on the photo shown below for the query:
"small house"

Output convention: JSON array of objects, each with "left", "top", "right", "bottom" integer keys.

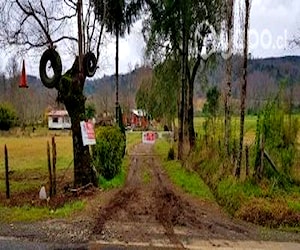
[
  {"left": 123, "top": 109, "right": 149, "bottom": 130},
  {"left": 48, "top": 110, "right": 71, "bottom": 129}
]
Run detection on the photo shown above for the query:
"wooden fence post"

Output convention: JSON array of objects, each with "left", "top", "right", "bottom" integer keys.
[
  {"left": 5, "top": 145, "right": 10, "bottom": 199},
  {"left": 245, "top": 145, "right": 249, "bottom": 177},
  {"left": 47, "top": 141, "right": 53, "bottom": 198},
  {"left": 52, "top": 136, "right": 57, "bottom": 196},
  {"left": 259, "top": 134, "right": 265, "bottom": 179}
]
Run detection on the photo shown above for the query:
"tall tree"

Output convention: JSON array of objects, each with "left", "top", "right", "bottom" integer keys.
[
  {"left": 136, "top": 58, "right": 180, "bottom": 126},
  {"left": 236, "top": 0, "right": 251, "bottom": 178},
  {"left": 0, "top": 0, "right": 105, "bottom": 187},
  {"left": 144, "top": 0, "right": 222, "bottom": 159},
  {"left": 92, "top": 0, "right": 143, "bottom": 125},
  {"left": 224, "top": 0, "right": 234, "bottom": 155}
]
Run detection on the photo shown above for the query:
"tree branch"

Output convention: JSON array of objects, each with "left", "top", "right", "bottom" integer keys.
[{"left": 15, "top": 0, "right": 53, "bottom": 47}]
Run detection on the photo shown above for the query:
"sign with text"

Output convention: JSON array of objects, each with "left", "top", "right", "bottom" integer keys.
[
  {"left": 80, "top": 120, "right": 96, "bottom": 146},
  {"left": 142, "top": 131, "right": 156, "bottom": 144}
]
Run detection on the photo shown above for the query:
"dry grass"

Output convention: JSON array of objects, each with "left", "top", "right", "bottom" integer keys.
[{"left": 0, "top": 132, "right": 73, "bottom": 173}]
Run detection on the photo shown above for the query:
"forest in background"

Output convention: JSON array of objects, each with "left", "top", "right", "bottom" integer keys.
[{"left": 1, "top": 55, "right": 300, "bottom": 125}]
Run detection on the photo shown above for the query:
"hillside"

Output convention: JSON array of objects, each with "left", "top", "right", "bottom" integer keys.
[{"left": 2, "top": 56, "right": 300, "bottom": 117}]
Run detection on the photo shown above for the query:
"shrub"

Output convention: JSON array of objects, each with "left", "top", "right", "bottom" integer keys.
[
  {"left": 0, "top": 103, "right": 17, "bottom": 131},
  {"left": 167, "top": 147, "right": 175, "bottom": 160},
  {"left": 237, "top": 198, "right": 300, "bottom": 227},
  {"left": 92, "top": 126, "right": 126, "bottom": 180}
]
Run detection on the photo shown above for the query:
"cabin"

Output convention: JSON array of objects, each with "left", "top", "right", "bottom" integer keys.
[
  {"left": 47, "top": 110, "right": 71, "bottom": 130},
  {"left": 123, "top": 109, "right": 149, "bottom": 130}
]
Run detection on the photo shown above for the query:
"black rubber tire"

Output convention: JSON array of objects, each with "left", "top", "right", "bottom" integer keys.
[
  {"left": 39, "top": 49, "right": 62, "bottom": 88},
  {"left": 83, "top": 52, "right": 97, "bottom": 77}
]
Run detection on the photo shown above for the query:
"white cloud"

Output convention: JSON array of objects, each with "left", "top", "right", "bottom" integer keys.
[{"left": 249, "top": 0, "right": 300, "bottom": 58}]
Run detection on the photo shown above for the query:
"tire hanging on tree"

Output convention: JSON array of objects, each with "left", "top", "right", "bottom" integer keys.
[
  {"left": 39, "top": 48, "right": 62, "bottom": 89},
  {"left": 83, "top": 52, "right": 97, "bottom": 77}
]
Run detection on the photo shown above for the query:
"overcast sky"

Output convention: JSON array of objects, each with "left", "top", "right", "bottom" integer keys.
[
  {"left": 2, "top": 0, "right": 300, "bottom": 78},
  {"left": 103, "top": 0, "right": 300, "bottom": 76}
]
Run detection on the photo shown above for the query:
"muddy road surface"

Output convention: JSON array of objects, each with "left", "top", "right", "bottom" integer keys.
[{"left": 91, "top": 143, "right": 258, "bottom": 248}]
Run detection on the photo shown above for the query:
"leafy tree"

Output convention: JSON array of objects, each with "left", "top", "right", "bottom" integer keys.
[
  {"left": 254, "top": 91, "right": 298, "bottom": 181},
  {"left": 236, "top": 0, "right": 251, "bottom": 177},
  {"left": 0, "top": 0, "right": 105, "bottom": 187},
  {"left": 202, "top": 86, "right": 220, "bottom": 119},
  {"left": 0, "top": 102, "right": 17, "bottom": 130},
  {"left": 85, "top": 103, "right": 96, "bottom": 120},
  {"left": 136, "top": 58, "right": 180, "bottom": 127},
  {"left": 92, "top": 0, "right": 144, "bottom": 124},
  {"left": 144, "top": 0, "right": 222, "bottom": 159},
  {"left": 224, "top": 0, "right": 235, "bottom": 155}
]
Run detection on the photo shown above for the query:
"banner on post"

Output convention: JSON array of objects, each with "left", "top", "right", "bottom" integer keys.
[
  {"left": 80, "top": 120, "right": 96, "bottom": 146},
  {"left": 142, "top": 131, "right": 156, "bottom": 144}
]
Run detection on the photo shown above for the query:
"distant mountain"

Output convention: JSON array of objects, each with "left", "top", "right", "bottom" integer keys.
[
  {"left": 249, "top": 56, "right": 300, "bottom": 83},
  {"left": 16, "top": 56, "right": 300, "bottom": 114}
]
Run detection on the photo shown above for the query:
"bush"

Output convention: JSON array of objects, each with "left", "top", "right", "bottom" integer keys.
[
  {"left": 167, "top": 147, "right": 175, "bottom": 160},
  {"left": 0, "top": 103, "right": 17, "bottom": 130},
  {"left": 237, "top": 198, "right": 300, "bottom": 227},
  {"left": 92, "top": 126, "right": 126, "bottom": 180}
]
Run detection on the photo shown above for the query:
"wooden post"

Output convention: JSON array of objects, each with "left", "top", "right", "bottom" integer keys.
[
  {"left": 4, "top": 145, "right": 10, "bottom": 199},
  {"left": 52, "top": 136, "right": 57, "bottom": 196},
  {"left": 245, "top": 145, "right": 249, "bottom": 177},
  {"left": 259, "top": 134, "right": 265, "bottom": 178},
  {"left": 47, "top": 141, "right": 53, "bottom": 198}
]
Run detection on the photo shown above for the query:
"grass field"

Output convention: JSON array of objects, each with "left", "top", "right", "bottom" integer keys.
[
  {"left": 0, "top": 134, "right": 73, "bottom": 173},
  {"left": 0, "top": 129, "right": 142, "bottom": 222},
  {"left": 193, "top": 115, "right": 258, "bottom": 145},
  {"left": 0, "top": 131, "right": 142, "bottom": 175}
]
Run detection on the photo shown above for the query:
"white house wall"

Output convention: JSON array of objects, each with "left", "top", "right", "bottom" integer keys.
[{"left": 48, "top": 116, "right": 71, "bottom": 129}]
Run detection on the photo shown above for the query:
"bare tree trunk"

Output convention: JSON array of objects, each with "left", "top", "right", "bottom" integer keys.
[
  {"left": 61, "top": 58, "right": 96, "bottom": 187},
  {"left": 236, "top": 0, "right": 250, "bottom": 178},
  {"left": 188, "top": 76, "right": 195, "bottom": 149},
  {"left": 116, "top": 27, "right": 120, "bottom": 124},
  {"left": 67, "top": 99, "right": 93, "bottom": 187},
  {"left": 178, "top": 6, "right": 187, "bottom": 160},
  {"left": 224, "top": 0, "right": 234, "bottom": 155}
]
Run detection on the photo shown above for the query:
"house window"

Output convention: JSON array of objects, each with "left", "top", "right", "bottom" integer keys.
[{"left": 53, "top": 117, "right": 58, "bottom": 123}]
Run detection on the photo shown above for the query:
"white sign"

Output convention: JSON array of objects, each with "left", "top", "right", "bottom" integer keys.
[
  {"left": 80, "top": 120, "right": 96, "bottom": 146},
  {"left": 142, "top": 131, "right": 156, "bottom": 144}
]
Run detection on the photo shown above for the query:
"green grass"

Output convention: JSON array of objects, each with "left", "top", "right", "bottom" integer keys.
[
  {"left": 193, "top": 116, "right": 258, "bottom": 144},
  {"left": 126, "top": 131, "right": 142, "bottom": 152},
  {"left": 154, "top": 138, "right": 171, "bottom": 158},
  {"left": 287, "top": 198, "right": 300, "bottom": 212},
  {"left": 0, "top": 180, "right": 43, "bottom": 193},
  {"left": 0, "top": 200, "right": 84, "bottom": 223},
  {"left": 216, "top": 177, "right": 265, "bottom": 214},
  {"left": 142, "top": 168, "right": 151, "bottom": 184},
  {"left": 0, "top": 135, "right": 73, "bottom": 173},
  {"left": 163, "top": 160, "right": 215, "bottom": 201},
  {"left": 154, "top": 139, "right": 214, "bottom": 201}
]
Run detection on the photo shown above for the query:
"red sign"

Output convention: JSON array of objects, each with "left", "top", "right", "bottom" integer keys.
[
  {"left": 80, "top": 120, "right": 96, "bottom": 146},
  {"left": 142, "top": 131, "right": 156, "bottom": 144}
]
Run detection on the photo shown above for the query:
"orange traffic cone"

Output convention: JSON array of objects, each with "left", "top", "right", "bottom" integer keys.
[{"left": 19, "top": 59, "right": 28, "bottom": 88}]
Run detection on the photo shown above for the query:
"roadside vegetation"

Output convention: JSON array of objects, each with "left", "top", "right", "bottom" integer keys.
[
  {"left": 155, "top": 139, "right": 214, "bottom": 202},
  {"left": 156, "top": 110, "right": 300, "bottom": 231}
]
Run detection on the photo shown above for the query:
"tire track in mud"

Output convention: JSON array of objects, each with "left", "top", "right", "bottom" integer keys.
[{"left": 92, "top": 143, "right": 255, "bottom": 247}]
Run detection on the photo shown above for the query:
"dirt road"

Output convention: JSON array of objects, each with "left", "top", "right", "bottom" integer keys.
[
  {"left": 1, "top": 142, "right": 300, "bottom": 249},
  {"left": 91, "top": 143, "right": 260, "bottom": 248}
]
